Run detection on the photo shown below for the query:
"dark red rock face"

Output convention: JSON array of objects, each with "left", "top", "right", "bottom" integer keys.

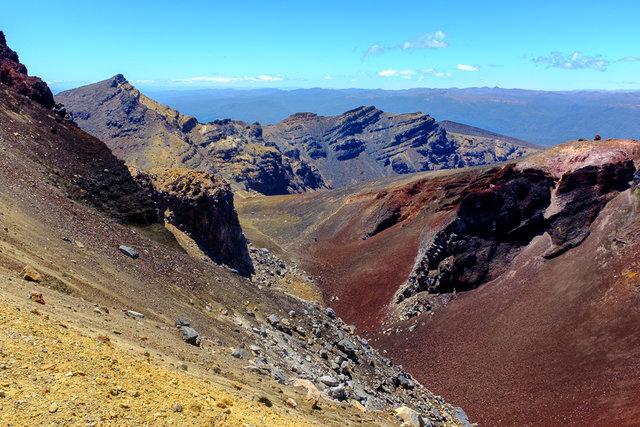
[
  {"left": 0, "top": 31, "right": 55, "bottom": 108},
  {"left": 400, "top": 159, "right": 637, "bottom": 296}
]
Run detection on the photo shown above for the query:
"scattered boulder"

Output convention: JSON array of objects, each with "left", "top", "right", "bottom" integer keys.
[
  {"left": 28, "top": 290, "right": 45, "bottom": 304},
  {"left": 352, "top": 400, "right": 367, "bottom": 413},
  {"left": 327, "top": 385, "right": 347, "bottom": 401},
  {"left": 272, "top": 368, "right": 286, "bottom": 384},
  {"left": 286, "top": 397, "right": 297, "bottom": 408},
  {"left": 395, "top": 406, "right": 425, "bottom": 427},
  {"left": 293, "top": 378, "right": 320, "bottom": 407},
  {"left": 119, "top": 245, "right": 139, "bottom": 259},
  {"left": 337, "top": 339, "right": 357, "bottom": 356},
  {"left": 21, "top": 265, "right": 42, "bottom": 283},
  {"left": 325, "top": 307, "right": 336, "bottom": 318},
  {"left": 267, "top": 314, "right": 280, "bottom": 325},
  {"left": 175, "top": 316, "right": 191, "bottom": 327},
  {"left": 124, "top": 309, "right": 145, "bottom": 319},
  {"left": 179, "top": 326, "right": 200, "bottom": 346},
  {"left": 318, "top": 375, "right": 339, "bottom": 387},
  {"left": 231, "top": 348, "right": 250, "bottom": 360}
]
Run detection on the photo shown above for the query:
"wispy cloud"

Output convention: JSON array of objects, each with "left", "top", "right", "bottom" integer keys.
[
  {"left": 378, "top": 68, "right": 451, "bottom": 79},
  {"left": 618, "top": 56, "right": 640, "bottom": 62},
  {"left": 324, "top": 75, "right": 333, "bottom": 80},
  {"left": 363, "top": 31, "right": 448, "bottom": 59},
  {"left": 532, "top": 51, "right": 608, "bottom": 71},
  {"left": 182, "top": 74, "right": 283, "bottom": 84}
]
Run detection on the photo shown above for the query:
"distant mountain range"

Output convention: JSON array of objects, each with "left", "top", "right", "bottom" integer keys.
[
  {"left": 57, "top": 76, "right": 538, "bottom": 195},
  {"left": 142, "top": 87, "right": 640, "bottom": 145}
]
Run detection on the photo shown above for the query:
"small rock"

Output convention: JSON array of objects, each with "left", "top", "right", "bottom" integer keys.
[
  {"left": 293, "top": 379, "right": 320, "bottom": 407},
  {"left": 325, "top": 307, "right": 336, "bottom": 318},
  {"left": 318, "top": 375, "right": 339, "bottom": 387},
  {"left": 352, "top": 400, "right": 366, "bottom": 413},
  {"left": 28, "top": 291, "right": 45, "bottom": 305},
  {"left": 328, "top": 385, "right": 347, "bottom": 401},
  {"left": 124, "top": 310, "right": 145, "bottom": 319},
  {"left": 249, "top": 345, "right": 261, "bottom": 353},
  {"left": 179, "top": 326, "right": 200, "bottom": 346},
  {"left": 231, "top": 348, "right": 250, "bottom": 359},
  {"left": 267, "top": 314, "right": 280, "bottom": 325},
  {"left": 173, "top": 404, "right": 183, "bottom": 413},
  {"left": 272, "top": 368, "right": 286, "bottom": 384},
  {"left": 395, "top": 406, "right": 425, "bottom": 427},
  {"left": 246, "top": 309, "right": 255, "bottom": 317},
  {"left": 119, "top": 245, "right": 139, "bottom": 259},
  {"left": 40, "top": 364, "right": 56, "bottom": 371},
  {"left": 174, "top": 317, "right": 191, "bottom": 327},
  {"left": 21, "top": 266, "right": 42, "bottom": 283},
  {"left": 337, "top": 339, "right": 357, "bottom": 356},
  {"left": 286, "top": 397, "right": 297, "bottom": 408},
  {"left": 49, "top": 402, "right": 58, "bottom": 413},
  {"left": 0, "top": 390, "right": 5, "bottom": 398}
]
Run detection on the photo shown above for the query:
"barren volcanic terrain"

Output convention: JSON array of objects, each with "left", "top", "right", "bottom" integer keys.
[
  {"left": 237, "top": 139, "right": 640, "bottom": 425},
  {"left": 0, "top": 30, "right": 471, "bottom": 426}
]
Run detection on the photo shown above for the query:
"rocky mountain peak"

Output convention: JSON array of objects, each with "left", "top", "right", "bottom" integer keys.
[
  {"left": 0, "top": 31, "right": 55, "bottom": 108},
  {"left": 111, "top": 73, "right": 127, "bottom": 86}
]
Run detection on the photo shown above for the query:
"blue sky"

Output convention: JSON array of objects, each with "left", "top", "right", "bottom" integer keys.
[{"left": 2, "top": 0, "right": 640, "bottom": 92}]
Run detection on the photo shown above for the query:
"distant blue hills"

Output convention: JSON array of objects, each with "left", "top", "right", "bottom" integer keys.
[{"left": 144, "top": 87, "right": 640, "bottom": 146}]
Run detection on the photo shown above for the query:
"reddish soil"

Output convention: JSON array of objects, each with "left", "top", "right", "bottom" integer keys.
[{"left": 375, "top": 190, "right": 640, "bottom": 426}]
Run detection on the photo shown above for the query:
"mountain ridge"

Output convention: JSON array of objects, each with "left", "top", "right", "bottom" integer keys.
[
  {"left": 143, "top": 86, "right": 640, "bottom": 145},
  {"left": 57, "top": 75, "right": 538, "bottom": 194}
]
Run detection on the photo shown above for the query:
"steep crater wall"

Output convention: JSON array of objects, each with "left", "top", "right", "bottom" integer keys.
[{"left": 398, "top": 159, "right": 637, "bottom": 299}]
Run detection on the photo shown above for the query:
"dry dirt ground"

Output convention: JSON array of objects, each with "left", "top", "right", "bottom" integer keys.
[{"left": 0, "top": 87, "right": 413, "bottom": 426}]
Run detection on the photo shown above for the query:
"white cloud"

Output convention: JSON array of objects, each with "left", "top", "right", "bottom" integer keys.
[
  {"left": 378, "top": 69, "right": 399, "bottom": 77},
  {"left": 532, "top": 51, "right": 608, "bottom": 70},
  {"left": 378, "top": 69, "right": 416, "bottom": 77},
  {"left": 363, "top": 31, "right": 448, "bottom": 59},
  {"left": 324, "top": 75, "right": 333, "bottom": 80},
  {"left": 457, "top": 64, "right": 478, "bottom": 71},
  {"left": 255, "top": 74, "right": 282, "bottom": 81},
  {"left": 618, "top": 56, "right": 640, "bottom": 62}
]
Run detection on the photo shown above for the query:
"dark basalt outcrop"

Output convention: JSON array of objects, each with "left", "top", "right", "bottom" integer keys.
[
  {"left": 263, "top": 106, "right": 534, "bottom": 189},
  {"left": 399, "top": 159, "right": 637, "bottom": 297},
  {"left": 0, "top": 31, "right": 55, "bottom": 108},
  {"left": 132, "top": 168, "right": 253, "bottom": 275}
]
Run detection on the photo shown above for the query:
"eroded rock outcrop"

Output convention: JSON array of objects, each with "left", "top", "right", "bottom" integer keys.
[
  {"left": 0, "top": 31, "right": 54, "bottom": 108},
  {"left": 132, "top": 168, "right": 253, "bottom": 275}
]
